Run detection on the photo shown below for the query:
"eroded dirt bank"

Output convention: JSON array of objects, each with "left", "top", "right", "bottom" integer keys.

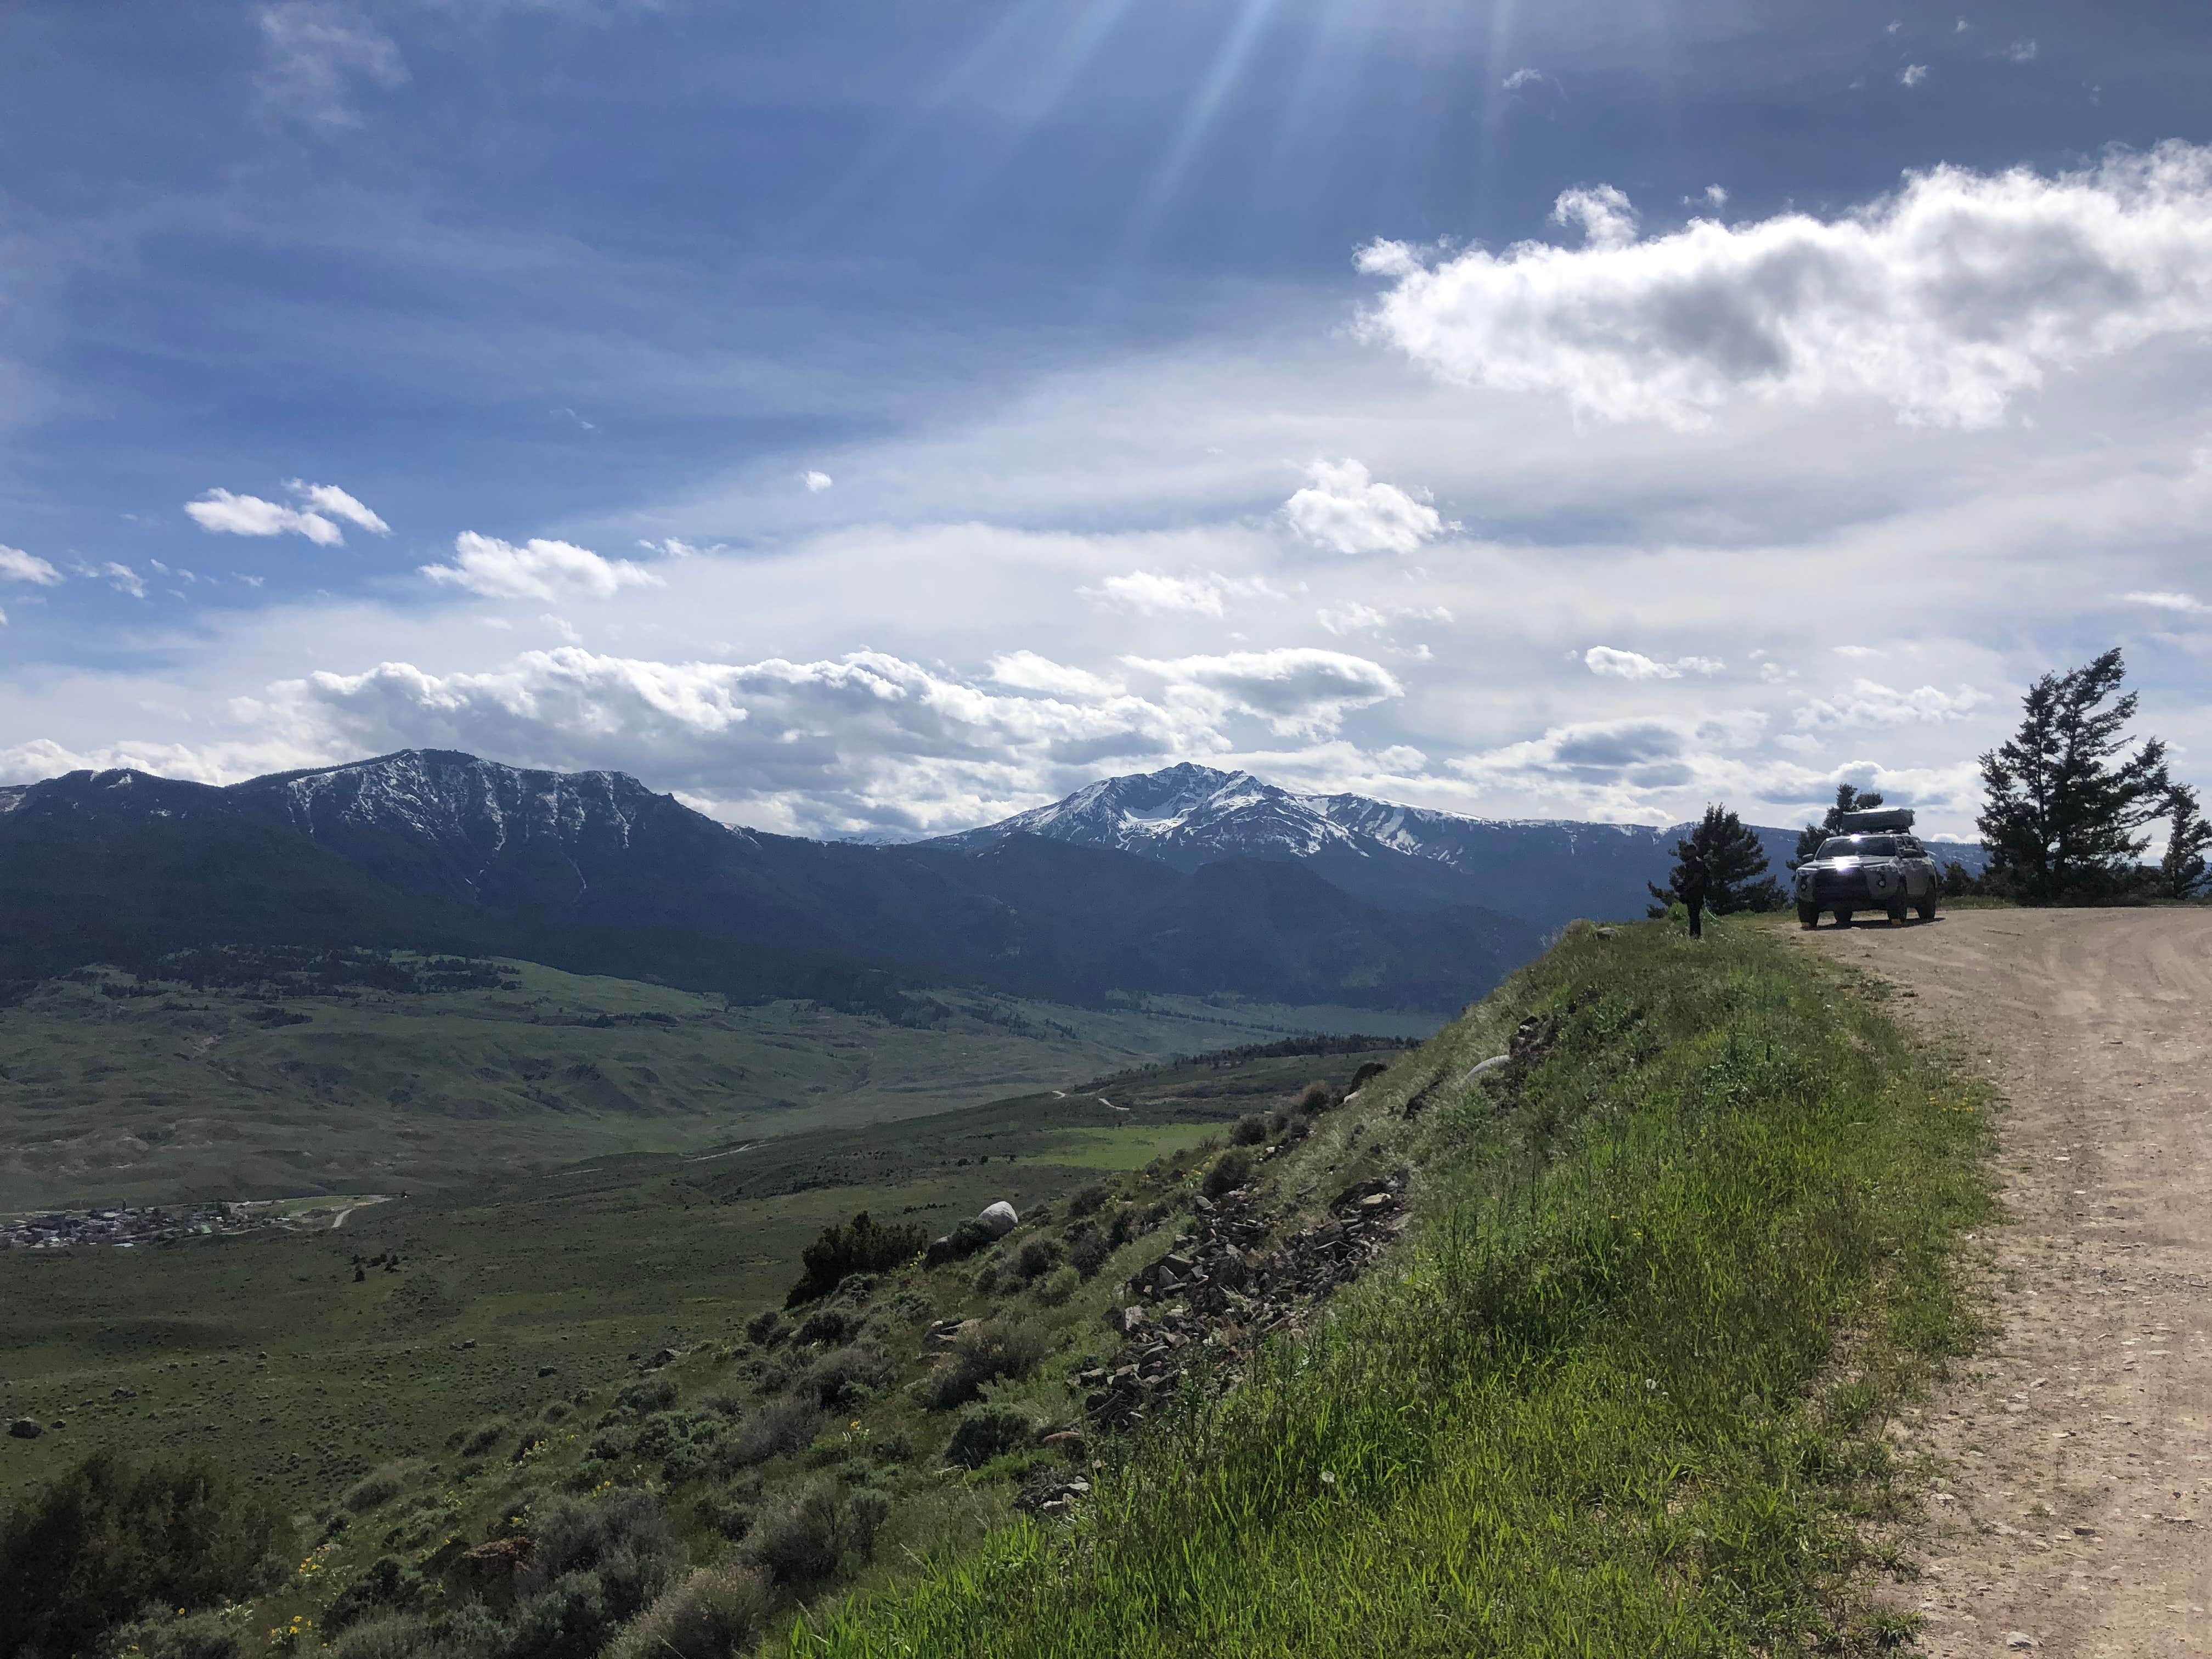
[{"left": 1796, "top": 909, "right": 2210, "bottom": 1656}]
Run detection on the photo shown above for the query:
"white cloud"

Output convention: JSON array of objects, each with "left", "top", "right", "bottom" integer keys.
[
  {"left": 1793, "top": 679, "right": 1988, "bottom": 730},
  {"left": 988, "top": 651, "right": 1125, "bottom": 699},
  {"left": 284, "top": 646, "right": 1218, "bottom": 838},
  {"left": 1281, "top": 458, "right": 1448, "bottom": 555},
  {"left": 1831, "top": 644, "right": 1882, "bottom": 658},
  {"left": 97, "top": 562, "right": 148, "bottom": 599},
  {"left": 285, "top": 481, "right": 390, "bottom": 534},
  {"left": 2122, "top": 589, "right": 2209, "bottom": 613},
  {"left": 1501, "top": 67, "right": 1544, "bottom": 91},
  {"left": 2005, "top": 38, "right": 2039, "bottom": 62},
  {"left": 1583, "top": 646, "right": 1724, "bottom": 680},
  {"left": 258, "top": 2, "right": 408, "bottom": 128},
  {"left": 1358, "top": 144, "right": 2212, "bottom": 428},
  {"left": 420, "top": 533, "right": 666, "bottom": 601},
  {"left": 0, "top": 605, "right": 8, "bottom": 627},
  {"left": 1899, "top": 63, "right": 1929, "bottom": 87},
  {"left": 0, "top": 545, "right": 62, "bottom": 586},
  {"left": 1552, "top": 184, "right": 1639, "bottom": 250},
  {"left": 1124, "top": 647, "right": 1402, "bottom": 736},
  {"left": 803, "top": 471, "right": 834, "bottom": 493},
  {"left": 1080, "top": 569, "right": 1273, "bottom": 617},
  {"left": 1316, "top": 601, "right": 1453, "bottom": 636},
  {"left": 188, "top": 488, "right": 343, "bottom": 546}
]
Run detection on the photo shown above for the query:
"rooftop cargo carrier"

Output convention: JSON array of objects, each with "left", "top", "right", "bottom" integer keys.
[{"left": 1835, "top": 808, "right": 1916, "bottom": 833}]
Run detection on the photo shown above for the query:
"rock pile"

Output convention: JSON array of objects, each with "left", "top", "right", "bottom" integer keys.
[{"left": 1078, "top": 1171, "right": 1410, "bottom": 1434}]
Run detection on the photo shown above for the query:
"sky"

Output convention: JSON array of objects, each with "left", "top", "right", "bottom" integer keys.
[{"left": 2, "top": 0, "right": 2209, "bottom": 842}]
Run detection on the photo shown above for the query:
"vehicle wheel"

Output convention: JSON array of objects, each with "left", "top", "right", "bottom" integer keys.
[
  {"left": 1915, "top": 898, "right": 1937, "bottom": 921},
  {"left": 1887, "top": 903, "right": 1908, "bottom": 926},
  {"left": 1797, "top": 902, "right": 1820, "bottom": 928},
  {"left": 1832, "top": 909, "right": 1853, "bottom": 927}
]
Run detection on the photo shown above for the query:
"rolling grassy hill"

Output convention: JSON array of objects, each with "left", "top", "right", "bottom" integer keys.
[
  {"left": 0, "top": 1041, "right": 1400, "bottom": 1508},
  {"left": 0, "top": 952, "right": 1434, "bottom": 1212}
]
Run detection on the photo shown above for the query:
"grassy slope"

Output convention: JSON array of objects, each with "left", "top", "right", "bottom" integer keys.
[
  {"left": 0, "top": 960, "right": 1434, "bottom": 1210},
  {"left": 0, "top": 1046, "right": 1397, "bottom": 1508},
  {"left": 789, "top": 916, "right": 1999, "bottom": 1656}
]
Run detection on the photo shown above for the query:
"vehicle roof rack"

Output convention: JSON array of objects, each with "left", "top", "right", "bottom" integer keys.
[{"left": 1835, "top": 808, "right": 1915, "bottom": 833}]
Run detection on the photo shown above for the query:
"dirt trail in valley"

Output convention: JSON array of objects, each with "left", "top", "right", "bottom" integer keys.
[{"left": 1793, "top": 909, "right": 2211, "bottom": 1657}]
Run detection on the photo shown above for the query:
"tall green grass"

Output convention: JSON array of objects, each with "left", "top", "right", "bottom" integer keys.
[{"left": 783, "top": 921, "right": 1996, "bottom": 1657}]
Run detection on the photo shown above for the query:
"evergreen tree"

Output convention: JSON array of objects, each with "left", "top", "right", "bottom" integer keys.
[
  {"left": 1977, "top": 649, "right": 2170, "bottom": 903},
  {"left": 2162, "top": 782, "right": 2210, "bottom": 900},
  {"left": 1647, "top": 804, "right": 1786, "bottom": 916},
  {"left": 1791, "top": 782, "right": 1885, "bottom": 869}
]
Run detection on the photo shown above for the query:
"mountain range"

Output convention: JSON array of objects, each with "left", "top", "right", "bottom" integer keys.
[
  {"left": 0, "top": 752, "right": 1542, "bottom": 1014},
  {"left": 929, "top": 762, "right": 1986, "bottom": 931},
  {"left": 0, "top": 751, "right": 1984, "bottom": 1016}
]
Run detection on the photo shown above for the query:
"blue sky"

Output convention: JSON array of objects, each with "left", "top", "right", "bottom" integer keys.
[{"left": 3, "top": 0, "right": 2209, "bottom": 838}]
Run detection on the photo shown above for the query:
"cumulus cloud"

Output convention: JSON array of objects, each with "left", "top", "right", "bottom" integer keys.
[
  {"left": 988, "top": 651, "right": 1125, "bottom": 699},
  {"left": 1899, "top": 63, "right": 1928, "bottom": 86},
  {"left": 97, "top": 562, "right": 148, "bottom": 599},
  {"left": 1080, "top": 569, "right": 1273, "bottom": 617},
  {"left": 258, "top": 2, "right": 408, "bottom": 127},
  {"left": 1124, "top": 647, "right": 1402, "bottom": 736},
  {"left": 1583, "top": 646, "right": 1723, "bottom": 680},
  {"left": 1793, "top": 679, "right": 1988, "bottom": 730},
  {"left": 0, "top": 545, "right": 62, "bottom": 586},
  {"left": 188, "top": 489, "right": 341, "bottom": 545},
  {"left": 1281, "top": 459, "right": 1449, "bottom": 555},
  {"left": 2122, "top": 589, "right": 2209, "bottom": 613},
  {"left": 1358, "top": 144, "right": 2212, "bottom": 427},
  {"left": 803, "top": 471, "right": 834, "bottom": 493},
  {"left": 286, "top": 481, "right": 389, "bottom": 534},
  {"left": 187, "top": 481, "right": 385, "bottom": 546},
  {"left": 1500, "top": 67, "right": 1544, "bottom": 91},
  {"left": 2005, "top": 38, "right": 2038, "bottom": 62},
  {"left": 280, "top": 646, "right": 1224, "bottom": 837},
  {"left": 420, "top": 533, "right": 665, "bottom": 601}
]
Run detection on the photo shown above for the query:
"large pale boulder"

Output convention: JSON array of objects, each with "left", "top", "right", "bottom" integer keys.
[{"left": 976, "top": 1200, "right": 1019, "bottom": 1239}]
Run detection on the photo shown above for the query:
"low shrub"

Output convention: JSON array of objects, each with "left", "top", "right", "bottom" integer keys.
[
  {"left": 526, "top": 1488, "right": 682, "bottom": 1591},
  {"left": 1064, "top": 1225, "right": 1111, "bottom": 1281},
  {"left": 921, "top": 1318, "right": 1049, "bottom": 1410},
  {"left": 744, "top": 1310, "right": 785, "bottom": 1348},
  {"left": 786, "top": 1212, "right": 927, "bottom": 1307},
  {"left": 103, "top": 1610, "right": 241, "bottom": 1659},
  {"left": 1291, "top": 1079, "right": 1334, "bottom": 1116},
  {"left": 607, "top": 1562, "right": 776, "bottom": 1659},
  {"left": 800, "top": 1345, "right": 895, "bottom": 1410},
  {"left": 1013, "top": 1238, "right": 1062, "bottom": 1281},
  {"left": 0, "top": 1451, "right": 291, "bottom": 1659},
  {"left": 1066, "top": 1183, "right": 1108, "bottom": 1219},
  {"left": 744, "top": 1484, "right": 887, "bottom": 1590},
  {"left": 1229, "top": 1113, "right": 1271, "bottom": 1146},
  {"left": 728, "top": 1398, "right": 822, "bottom": 1466},
  {"left": 323, "top": 1613, "right": 437, "bottom": 1659},
  {"left": 924, "top": 1217, "right": 1000, "bottom": 1267},
  {"left": 794, "top": 1307, "right": 853, "bottom": 1346},
  {"left": 1200, "top": 1148, "right": 1254, "bottom": 1200},
  {"left": 459, "top": 1421, "right": 506, "bottom": 1459},
  {"left": 944, "top": 1404, "right": 1035, "bottom": 1469},
  {"left": 1033, "top": 1265, "right": 1080, "bottom": 1307},
  {"left": 340, "top": 1459, "right": 424, "bottom": 1514},
  {"left": 325, "top": 1556, "right": 428, "bottom": 1633},
  {"left": 614, "top": 1378, "right": 678, "bottom": 1417}
]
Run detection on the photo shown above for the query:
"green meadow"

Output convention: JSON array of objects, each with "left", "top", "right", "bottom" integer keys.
[{"left": 0, "top": 956, "right": 1434, "bottom": 1211}]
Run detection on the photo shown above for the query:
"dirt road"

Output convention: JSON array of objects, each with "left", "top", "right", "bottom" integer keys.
[{"left": 1796, "top": 909, "right": 2210, "bottom": 1656}]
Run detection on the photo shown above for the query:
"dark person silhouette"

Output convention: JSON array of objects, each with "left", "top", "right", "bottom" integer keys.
[{"left": 1680, "top": 844, "right": 1708, "bottom": 939}]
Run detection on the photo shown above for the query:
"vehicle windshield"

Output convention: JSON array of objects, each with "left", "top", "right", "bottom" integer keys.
[{"left": 1819, "top": 836, "right": 1897, "bottom": 859}]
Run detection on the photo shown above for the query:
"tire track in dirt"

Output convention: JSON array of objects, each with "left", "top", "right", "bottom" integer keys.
[{"left": 1793, "top": 909, "right": 2210, "bottom": 1656}]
